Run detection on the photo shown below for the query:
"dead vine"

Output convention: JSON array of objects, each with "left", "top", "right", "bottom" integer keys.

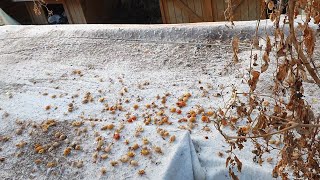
[{"left": 219, "top": 0, "right": 320, "bottom": 179}]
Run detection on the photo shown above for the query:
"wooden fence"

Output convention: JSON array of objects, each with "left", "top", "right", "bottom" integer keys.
[{"left": 160, "top": 0, "right": 265, "bottom": 23}]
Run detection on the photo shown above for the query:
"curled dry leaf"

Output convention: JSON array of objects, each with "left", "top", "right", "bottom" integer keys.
[
  {"left": 232, "top": 36, "right": 239, "bottom": 63},
  {"left": 261, "top": 50, "right": 270, "bottom": 73},
  {"left": 262, "top": 51, "right": 270, "bottom": 63},
  {"left": 270, "top": 12, "right": 276, "bottom": 21},
  {"left": 303, "top": 25, "right": 315, "bottom": 57},
  {"left": 234, "top": 155, "right": 242, "bottom": 172},
  {"left": 276, "top": 63, "right": 289, "bottom": 82},
  {"left": 248, "top": 71, "right": 260, "bottom": 91},
  {"left": 261, "top": 63, "right": 269, "bottom": 73},
  {"left": 267, "top": 1, "right": 275, "bottom": 10},
  {"left": 265, "top": 35, "right": 272, "bottom": 55},
  {"left": 229, "top": 167, "right": 239, "bottom": 180},
  {"left": 226, "top": 156, "right": 231, "bottom": 168},
  {"left": 253, "top": 36, "right": 260, "bottom": 49}
]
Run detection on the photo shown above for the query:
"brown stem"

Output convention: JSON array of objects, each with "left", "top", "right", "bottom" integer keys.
[
  {"left": 288, "top": 0, "right": 320, "bottom": 87},
  {"left": 226, "top": 123, "right": 299, "bottom": 139},
  {"left": 226, "top": 122, "right": 320, "bottom": 139}
]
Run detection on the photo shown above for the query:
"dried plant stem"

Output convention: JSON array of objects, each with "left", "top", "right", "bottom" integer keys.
[
  {"left": 226, "top": 122, "right": 320, "bottom": 140},
  {"left": 288, "top": 0, "right": 320, "bottom": 87}
]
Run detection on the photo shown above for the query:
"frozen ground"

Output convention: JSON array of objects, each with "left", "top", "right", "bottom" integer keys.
[{"left": 0, "top": 21, "right": 319, "bottom": 180}]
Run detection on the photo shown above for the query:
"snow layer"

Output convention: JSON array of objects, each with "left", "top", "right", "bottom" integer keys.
[{"left": 0, "top": 21, "right": 319, "bottom": 180}]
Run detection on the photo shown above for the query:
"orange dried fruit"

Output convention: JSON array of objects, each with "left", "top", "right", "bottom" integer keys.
[
  {"left": 176, "top": 101, "right": 186, "bottom": 108},
  {"left": 170, "top": 107, "right": 176, "bottom": 113},
  {"left": 101, "top": 167, "right": 107, "bottom": 174},
  {"left": 45, "top": 105, "right": 51, "bottom": 110},
  {"left": 130, "top": 160, "right": 138, "bottom": 166},
  {"left": 47, "top": 161, "right": 57, "bottom": 168},
  {"left": 127, "top": 151, "right": 135, "bottom": 157},
  {"left": 201, "top": 116, "right": 209, "bottom": 123},
  {"left": 138, "top": 169, "right": 145, "bottom": 175},
  {"left": 63, "top": 147, "right": 72, "bottom": 156},
  {"left": 101, "top": 154, "right": 108, "bottom": 159},
  {"left": 169, "top": 135, "right": 176, "bottom": 143},
  {"left": 140, "top": 148, "right": 150, "bottom": 156},
  {"left": 189, "top": 117, "right": 196, "bottom": 123},
  {"left": 113, "top": 132, "right": 120, "bottom": 140},
  {"left": 34, "top": 159, "right": 42, "bottom": 164}
]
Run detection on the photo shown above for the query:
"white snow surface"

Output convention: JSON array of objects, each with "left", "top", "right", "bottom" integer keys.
[{"left": 0, "top": 21, "right": 319, "bottom": 180}]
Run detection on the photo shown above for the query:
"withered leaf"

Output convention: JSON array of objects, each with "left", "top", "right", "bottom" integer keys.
[
  {"left": 303, "top": 25, "right": 315, "bottom": 57},
  {"left": 267, "top": 1, "right": 275, "bottom": 10},
  {"left": 253, "top": 36, "right": 260, "bottom": 49},
  {"left": 265, "top": 35, "right": 272, "bottom": 53},
  {"left": 277, "top": 47, "right": 286, "bottom": 57},
  {"left": 248, "top": 71, "right": 260, "bottom": 91},
  {"left": 232, "top": 36, "right": 239, "bottom": 53},
  {"left": 233, "top": 54, "right": 239, "bottom": 63},
  {"left": 314, "top": 14, "right": 320, "bottom": 24},
  {"left": 221, "top": 119, "right": 228, "bottom": 126},
  {"left": 229, "top": 167, "right": 239, "bottom": 180},
  {"left": 251, "top": 71, "right": 260, "bottom": 79},
  {"left": 298, "top": 65, "right": 308, "bottom": 81},
  {"left": 262, "top": 51, "right": 270, "bottom": 63},
  {"left": 270, "top": 12, "right": 276, "bottom": 21},
  {"left": 234, "top": 155, "right": 242, "bottom": 172},
  {"left": 226, "top": 156, "right": 231, "bottom": 168},
  {"left": 274, "top": 104, "right": 281, "bottom": 114},
  {"left": 276, "top": 63, "right": 289, "bottom": 82},
  {"left": 232, "top": 36, "right": 239, "bottom": 63},
  {"left": 261, "top": 63, "right": 269, "bottom": 73},
  {"left": 253, "top": 114, "right": 268, "bottom": 131}
]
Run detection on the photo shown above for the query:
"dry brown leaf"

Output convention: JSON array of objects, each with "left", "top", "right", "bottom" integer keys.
[
  {"left": 263, "top": 51, "right": 270, "bottom": 63},
  {"left": 303, "top": 25, "right": 315, "bottom": 57},
  {"left": 298, "top": 65, "right": 308, "bottom": 81},
  {"left": 277, "top": 46, "right": 286, "bottom": 57},
  {"left": 261, "top": 63, "right": 269, "bottom": 73},
  {"left": 226, "top": 156, "right": 231, "bottom": 168},
  {"left": 268, "top": 1, "right": 275, "bottom": 10},
  {"left": 232, "top": 36, "right": 239, "bottom": 53},
  {"left": 229, "top": 167, "right": 239, "bottom": 180},
  {"left": 314, "top": 14, "right": 320, "bottom": 24},
  {"left": 276, "top": 63, "right": 289, "bottom": 82},
  {"left": 248, "top": 71, "right": 260, "bottom": 91},
  {"left": 265, "top": 35, "right": 272, "bottom": 53},
  {"left": 270, "top": 12, "right": 276, "bottom": 21},
  {"left": 233, "top": 54, "right": 239, "bottom": 63},
  {"left": 232, "top": 36, "right": 239, "bottom": 63},
  {"left": 253, "top": 36, "right": 260, "bottom": 49},
  {"left": 253, "top": 114, "right": 268, "bottom": 131},
  {"left": 234, "top": 155, "right": 242, "bottom": 172},
  {"left": 274, "top": 104, "right": 281, "bottom": 114}
]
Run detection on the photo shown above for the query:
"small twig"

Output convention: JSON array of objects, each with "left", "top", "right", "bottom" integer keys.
[
  {"left": 226, "top": 123, "right": 299, "bottom": 139},
  {"left": 226, "top": 121, "right": 320, "bottom": 140}
]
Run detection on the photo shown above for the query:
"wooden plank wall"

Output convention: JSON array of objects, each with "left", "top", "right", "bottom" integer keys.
[
  {"left": 160, "top": 0, "right": 265, "bottom": 23},
  {"left": 211, "top": 0, "right": 266, "bottom": 21},
  {"left": 80, "top": 0, "right": 117, "bottom": 23},
  {"left": 161, "top": 0, "right": 214, "bottom": 23},
  {"left": 65, "top": 0, "right": 86, "bottom": 23}
]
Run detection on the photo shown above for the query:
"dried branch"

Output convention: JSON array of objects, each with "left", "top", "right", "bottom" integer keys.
[{"left": 288, "top": 0, "right": 320, "bottom": 87}]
